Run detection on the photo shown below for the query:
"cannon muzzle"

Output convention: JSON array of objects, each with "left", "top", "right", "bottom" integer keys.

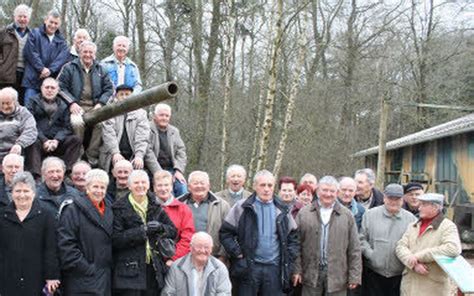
[{"left": 82, "top": 81, "right": 178, "bottom": 126}]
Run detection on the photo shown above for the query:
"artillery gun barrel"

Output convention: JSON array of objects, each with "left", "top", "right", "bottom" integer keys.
[{"left": 83, "top": 81, "right": 178, "bottom": 126}]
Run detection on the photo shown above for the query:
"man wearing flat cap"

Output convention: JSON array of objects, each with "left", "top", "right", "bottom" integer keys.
[
  {"left": 99, "top": 84, "right": 150, "bottom": 172},
  {"left": 396, "top": 193, "right": 461, "bottom": 296},
  {"left": 359, "top": 184, "right": 416, "bottom": 296},
  {"left": 402, "top": 182, "right": 424, "bottom": 217}
]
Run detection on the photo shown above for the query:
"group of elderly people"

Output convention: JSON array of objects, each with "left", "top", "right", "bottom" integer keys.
[{"left": 0, "top": 159, "right": 463, "bottom": 296}]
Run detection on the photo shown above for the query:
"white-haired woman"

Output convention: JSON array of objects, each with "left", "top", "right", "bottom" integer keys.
[
  {"left": 57, "top": 169, "right": 113, "bottom": 296},
  {"left": 0, "top": 172, "right": 60, "bottom": 295}
]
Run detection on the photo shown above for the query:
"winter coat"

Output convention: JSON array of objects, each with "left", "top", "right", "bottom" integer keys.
[
  {"left": 162, "top": 197, "right": 195, "bottom": 260},
  {"left": 36, "top": 181, "right": 80, "bottom": 214},
  {"left": 145, "top": 123, "right": 187, "bottom": 174},
  {"left": 58, "top": 58, "right": 114, "bottom": 106},
  {"left": 101, "top": 54, "right": 143, "bottom": 93},
  {"left": 57, "top": 193, "right": 114, "bottom": 296},
  {"left": 215, "top": 189, "right": 252, "bottom": 207},
  {"left": 0, "top": 198, "right": 59, "bottom": 296},
  {"left": 0, "top": 176, "right": 10, "bottom": 208},
  {"left": 294, "top": 201, "right": 362, "bottom": 293},
  {"left": 112, "top": 192, "right": 177, "bottom": 290},
  {"left": 338, "top": 198, "right": 366, "bottom": 231},
  {"left": 360, "top": 206, "right": 416, "bottom": 277},
  {"left": 22, "top": 25, "right": 69, "bottom": 89},
  {"left": 99, "top": 104, "right": 150, "bottom": 171},
  {"left": 0, "top": 24, "right": 21, "bottom": 84},
  {"left": 219, "top": 194, "right": 300, "bottom": 293},
  {"left": 0, "top": 105, "right": 38, "bottom": 162},
  {"left": 161, "top": 253, "right": 232, "bottom": 296},
  {"left": 396, "top": 214, "right": 462, "bottom": 296},
  {"left": 178, "top": 192, "right": 230, "bottom": 257},
  {"left": 27, "top": 94, "right": 74, "bottom": 143}
]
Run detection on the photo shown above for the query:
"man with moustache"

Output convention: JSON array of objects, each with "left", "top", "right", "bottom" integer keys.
[{"left": 69, "top": 161, "right": 91, "bottom": 193}]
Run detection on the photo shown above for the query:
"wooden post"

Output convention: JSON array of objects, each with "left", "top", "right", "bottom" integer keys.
[{"left": 376, "top": 97, "right": 389, "bottom": 189}]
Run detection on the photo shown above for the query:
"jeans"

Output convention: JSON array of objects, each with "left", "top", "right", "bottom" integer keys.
[
  {"left": 238, "top": 263, "right": 283, "bottom": 296},
  {"left": 23, "top": 88, "right": 39, "bottom": 106}
]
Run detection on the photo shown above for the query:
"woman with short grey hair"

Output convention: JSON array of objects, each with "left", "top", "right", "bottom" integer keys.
[
  {"left": 0, "top": 171, "right": 60, "bottom": 295},
  {"left": 57, "top": 168, "right": 114, "bottom": 295}
]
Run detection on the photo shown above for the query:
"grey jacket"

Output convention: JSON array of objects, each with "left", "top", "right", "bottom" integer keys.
[
  {"left": 0, "top": 105, "right": 37, "bottom": 162},
  {"left": 161, "top": 253, "right": 232, "bottom": 296},
  {"left": 215, "top": 189, "right": 252, "bottom": 207},
  {"left": 144, "top": 123, "right": 187, "bottom": 174},
  {"left": 99, "top": 104, "right": 150, "bottom": 171},
  {"left": 360, "top": 206, "right": 416, "bottom": 277}
]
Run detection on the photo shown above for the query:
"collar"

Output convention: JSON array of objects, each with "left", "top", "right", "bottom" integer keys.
[
  {"left": 256, "top": 196, "right": 273, "bottom": 204},
  {"left": 229, "top": 188, "right": 244, "bottom": 195},
  {"left": 317, "top": 199, "right": 335, "bottom": 210},
  {"left": 382, "top": 206, "right": 402, "bottom": 219},
  {"left": 13, "top": 23, "right": 29, "bottom": 34},
  {"left": 415, "top": 213, "right": 444, "bottom": 229}
]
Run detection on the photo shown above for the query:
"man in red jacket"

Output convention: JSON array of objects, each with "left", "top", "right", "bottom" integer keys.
[{"left": 153, "top": 170, "right": 195, "bottom": 266}]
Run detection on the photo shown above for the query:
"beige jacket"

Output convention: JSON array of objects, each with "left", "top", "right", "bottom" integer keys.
[
  {"left": 99, "top": 107, "right": 150, "bottom": 171},
  {"left": 395, "top": 214, "right": 462, "bottom": 296},
  {"left": 215, "top": 189, "right": 252, "bottom": 207}
]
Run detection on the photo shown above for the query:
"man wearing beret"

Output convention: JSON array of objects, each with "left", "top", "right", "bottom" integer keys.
[
  {"left": 402, "top": 182, "right": 424, "bottom": 217},
  {"left": 396, "top": 193, "right": 462, "bottom": 296},
  {"left": 360, "top": 184, "right": 417, "bottom": 296}
]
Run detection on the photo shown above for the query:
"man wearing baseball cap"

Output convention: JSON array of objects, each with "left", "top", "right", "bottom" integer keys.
[
  {"left": 360, "top": 184, "right": 417, "bottom": 296},
  {"left": 396, "top": 193, "right": 462, "bottom": 296},
  {"left": 402, "top": 182, "right": 424, "bottom": 217}
]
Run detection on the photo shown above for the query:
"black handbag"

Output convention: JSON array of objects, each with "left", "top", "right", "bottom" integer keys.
[{"left": 154, "top": 237, "right": 176, "bottom": 258}]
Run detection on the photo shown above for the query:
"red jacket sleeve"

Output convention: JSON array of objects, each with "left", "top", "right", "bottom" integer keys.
[{"left": 165, "top": 203, "right": 195, "bottom": 261}]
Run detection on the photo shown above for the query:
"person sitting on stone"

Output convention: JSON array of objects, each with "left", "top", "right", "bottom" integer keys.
[
  {"left": 0, "top": 154, "right": 24, "bottom": 207},
  {"left": 58, "top": 40, "right": 113, "bottom": 167},
  {"left": 106, "top": 159, "right": 133, "bottom": 203},
  {"left": 0, "top": 87, "right": 37, "bottom": 164},
  {"left": 25, "top": 78, "right": 81, "bottom": 179},
  {"left": 36, "top": 156, "right": 79, "bottom": 214},
  {"left": 99, "top": 84, "right": 150, "bottom": 172}
]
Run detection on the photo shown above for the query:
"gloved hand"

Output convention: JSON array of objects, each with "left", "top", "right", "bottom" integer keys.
[{"left": 145, "top": 220, "right": 164, "bottom": 236}]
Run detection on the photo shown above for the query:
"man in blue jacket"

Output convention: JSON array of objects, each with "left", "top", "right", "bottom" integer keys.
[
  {"left": 22, "top": 10, "right": 69, "bottom": 106},
  {"left": 58, "top": 41, "right": 113, "bottom": 167},
  {"left": 220, "top": 170, "right": 299, "bottom": 296}
]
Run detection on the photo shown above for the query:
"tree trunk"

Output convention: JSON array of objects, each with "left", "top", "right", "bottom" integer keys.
[
  {"left": 273, "top": 7, "right": 308, "bottom": 177},
  {"left": 135, "top": 0, "right": 146, "bottom": 87},
  {"left": 376, "top": 97, "right": 389, "bottom": 189},
  {"left": 255, "top": 0, "right": 284, "bottom": 172}
]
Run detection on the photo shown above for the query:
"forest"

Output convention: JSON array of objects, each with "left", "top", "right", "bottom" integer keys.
[{"left": 1, "top": 0, "right": 472, "bottom": 189}]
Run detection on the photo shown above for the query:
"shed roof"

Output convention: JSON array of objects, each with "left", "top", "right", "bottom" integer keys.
[{"left": 354, "top": 113, "right": 474, "bottom": 157}]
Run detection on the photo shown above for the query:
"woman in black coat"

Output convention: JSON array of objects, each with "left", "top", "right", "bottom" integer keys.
[
  {"left": 57, "top": 169, "right": 114, "bottom": 296},
  {"left": 112, "top": 170, "right": 177, "bottom": 296},
  {"left": 0, "top": 172, "right": 60, "bottom": 296}
]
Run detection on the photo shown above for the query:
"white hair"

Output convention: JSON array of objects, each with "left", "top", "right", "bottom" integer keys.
[
  {"left": 113, "top": 35, "right": 130, "bottom": 49},
  {"left": 79, "top": 40, "right": 97, "bottom": 53},
  {"left": 74, "top": 28, "right": 91, "bottom": 40},
  {"left": 300, "top": 173, "right": 317, "bottom": 184},
  {"left": 226, "top": 164, "right": 246, "bottom": 179},
  {"left": 318, "top": 176, "right": 340, "bottom": 190},
  {"left": 14, "top": 4, "right": 32, "bottom": 18},
  {"left": 154, "top": 103, "right": 172, "bottom": 114},
  {"left": 339, "top": 176, "right": 356, "bottom": 188},
  {"left": 188, "top": 171, "right": 210, "bottom": 184},
  {"left": 11, "top": 172, "right": 36, "bottom": 194},
  {"left": 113, "top": 160, "right": 133, "bottom": 171},
  {"left": 2, "top": 153, "right": 24, "bottom": 167},
  {"left": 85, "top": 169, "right": 109, "bottom": 186},
  {"left": 191, "top": 231, "right": 213, "bottom": 247},
  {"left": 253, "top": 169, "right": 275, "bottom": 185},
  {"left": 355, "top": 168, "right": 376, "bottom": 185},
  {"left": 41, "top": 156, "right": 66, "bottom": 173},
  {"left": 127, "top": 170, "right": 150, "bottom": 186},
  {"left": 0, "top": 87, "right": 18, "bottom": 103}
]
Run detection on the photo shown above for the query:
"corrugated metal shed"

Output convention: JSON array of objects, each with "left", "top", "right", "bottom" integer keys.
[{"left": 354, "top": 113, "right": 474, "bottom": 157}]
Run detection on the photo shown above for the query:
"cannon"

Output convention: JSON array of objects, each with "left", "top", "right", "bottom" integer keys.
[{"left": 65, "top": 81, "right": 178, "bottom": 127}]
